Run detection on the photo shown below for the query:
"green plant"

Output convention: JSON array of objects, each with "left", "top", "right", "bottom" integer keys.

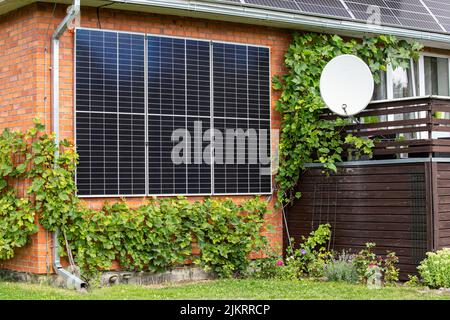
[
  {"left": 0, "top": 124, "right": 41, "bottom": 260},
  {"left": 404, "top": 275, "right": 422, "bottom": 288},
  {"left": 383, "top": 251, "right": 400, "bottom": 286},
  {"left": 273, "top": 33, "right": 422, "bottom": 204},
  {"left": 324, "top": 251, "right": 358, "bottom": 283},
  {"left": 353, "top": 242, "right": 400, "bottom": 285},
  {"left": 418, "top": 248, "right": 450, "bottom": 288},
  {"left": 0, "top": 121, "right": 271, "bottom": 282},
  {"left": 193, "top": 197, "right": 269, "bottom": 278},
  {"left": 353, "top": 242, "right": 378, "bottom": 283},
  {"left": 284, "top": 224, "right": 332, "bottom": 278},
  {"left": 61, "top": 197, "right": 270, "bottom": 281}
]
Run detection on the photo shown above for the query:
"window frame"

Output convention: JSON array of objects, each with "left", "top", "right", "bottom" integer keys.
[
  {"left": 374, "top": 52, "right": 450, "bottom": 102},
  {"left": 73, "top": 27, "right": 273, "bottom": 198}
]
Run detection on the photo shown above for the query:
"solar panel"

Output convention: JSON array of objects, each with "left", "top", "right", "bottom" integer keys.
[
  {"left": 245, "top": 0, "right": 302, "bottom": 12},
  {"left": 296, "top": 0, "right": 352, "bottom": 18},
  {"left": 423, "top": 0, "right": 450, "bottom": 33},
  {"left": 76, "top": 28, "right": 271, "bottom": 196},
  {"left": 147, "top": 36, "right": 212, "bottom": 195},
  {"left": 213, "top": 42, "right": 271, "bottom": 194},
  {"left": 383, "top": 0, "right": 443, "bottom": 32},
  {"left": 76, "top": 29, "right": 146, "bottom": 196},
  {"left": 221, "top": 0, "right": 448, "bottom": 34}
]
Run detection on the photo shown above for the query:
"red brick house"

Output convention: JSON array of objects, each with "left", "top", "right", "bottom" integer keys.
[{"left": 1, "top": 0, "right": 450, "bottom": 283}]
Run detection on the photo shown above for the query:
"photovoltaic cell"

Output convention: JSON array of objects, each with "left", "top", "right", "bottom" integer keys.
[
  {"left": 423, "top": 0, "right": 450, "bottom": 33},
  {"left": 75, "top": 29, "right": 145, "bottom": 196}
]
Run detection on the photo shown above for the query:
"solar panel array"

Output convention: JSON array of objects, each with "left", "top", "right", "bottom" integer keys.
[
  {"left": 223, "top": 0, "right": 450, "bottom": 33},
  {"left": 75, "top": 28, "right": 272, "bottom": 196}
]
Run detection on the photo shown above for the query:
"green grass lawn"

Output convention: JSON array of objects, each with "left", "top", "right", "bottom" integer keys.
[{"left": 0, "top": 279, "right": 449, "bottom": 300}]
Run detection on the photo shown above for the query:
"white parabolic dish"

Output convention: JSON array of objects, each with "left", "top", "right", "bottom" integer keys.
[{"left": 320, "top": 54, "right": 374, "bottom": 116}]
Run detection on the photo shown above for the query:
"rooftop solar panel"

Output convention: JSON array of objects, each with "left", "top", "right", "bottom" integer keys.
[
  {"left": 245, "top": 0, "right": 301, "bottom": 12},
  {"left": 423, "top": 0, "right": 450, "bottom": 33},
  {"left": 219, "top": 0, "right": 449, "bottom": 34},
  {"left": 296, "top": 0, "right": 352, "bottom": 18},
  {"left": 384, "top": 0, "right": 443, "bottom": 32}
]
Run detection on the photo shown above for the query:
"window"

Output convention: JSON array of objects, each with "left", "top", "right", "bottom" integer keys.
[
  {"left": 373, "top": 54, "right": 450, "bottom": 102},
  {"left": 423, "top": 56, "right": 449, "bottom": 96},
  {"left": 75, "top": 28, "right": 271, "bottom": 197}
]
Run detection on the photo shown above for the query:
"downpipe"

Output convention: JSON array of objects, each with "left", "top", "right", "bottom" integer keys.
[{"left": 51, "top": 0, "right": 86, "bottom": 290}]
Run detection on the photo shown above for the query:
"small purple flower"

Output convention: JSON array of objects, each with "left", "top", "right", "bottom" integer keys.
[
  {"left": 277, "top": 260, "right": 284, "bottom": 266},
  {"left": 301, "top": 249, "right": 307, "bottom": 255}
]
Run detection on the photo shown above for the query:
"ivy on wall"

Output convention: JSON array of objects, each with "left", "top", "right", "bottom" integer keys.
[
  {"left": 273, "top": 33, "right": 423, "bottom": 205},
  {"left": 0, "top": 120, "right": 270, "bottom": 280},
  {"left": 0, "top": 126, "right": 39, "bottom": 260}
]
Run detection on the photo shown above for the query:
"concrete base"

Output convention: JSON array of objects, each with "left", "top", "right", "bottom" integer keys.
[
  {"left": 101, "top": 266, "right": 215, "bottom": 286},
  {"left": 0, "top": 266, "right": 215, "bottom": 288}
]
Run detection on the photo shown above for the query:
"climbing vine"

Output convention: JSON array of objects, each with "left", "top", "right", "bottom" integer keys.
[
  {"left": 0, "top": 120, "right": 270, "bottom": 279},
  {"left": 273, "top": 33, "right": 423, "bottom": 205},
  {"left": 0, "top": 124, "right": 39, "bottom": 259}
]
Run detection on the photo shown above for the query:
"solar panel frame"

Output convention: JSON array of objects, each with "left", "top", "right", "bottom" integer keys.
[{"left": 75, "top": 28, "right": 272, "bottom": 197}]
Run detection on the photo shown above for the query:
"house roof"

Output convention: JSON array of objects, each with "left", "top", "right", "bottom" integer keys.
[{"left": 2, "top": 0, "right": 450, "bottom": 49}]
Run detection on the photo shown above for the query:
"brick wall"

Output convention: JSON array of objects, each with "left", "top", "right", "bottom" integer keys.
[{"left": 0, "top": 2, "right": 290, "bottom": 274}]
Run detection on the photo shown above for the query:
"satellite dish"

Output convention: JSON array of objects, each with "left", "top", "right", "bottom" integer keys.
[{"left": 320, "top": 54, "right": 374, "bottom": 117}]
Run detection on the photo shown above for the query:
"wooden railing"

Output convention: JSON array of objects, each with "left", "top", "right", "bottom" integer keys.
[{"left": 320, "top": 96, "right": 450, "bottom": 158}]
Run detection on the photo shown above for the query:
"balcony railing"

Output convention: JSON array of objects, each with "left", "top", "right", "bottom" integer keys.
[{"left": 320, "top": 96, "right": 450, "bottom": 159}]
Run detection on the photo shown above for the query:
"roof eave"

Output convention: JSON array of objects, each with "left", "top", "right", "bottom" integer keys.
[{"left": 2, "top": 0, "right": 450, "bottom": 49}]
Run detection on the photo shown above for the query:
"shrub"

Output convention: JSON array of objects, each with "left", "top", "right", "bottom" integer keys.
[
  {"left": 324, "top": 251, "right": 358, "bottom": 283},
  {"left": 353, "top": 242, "right": 400, "bottom": 285},
  {"left": 418, "top": 248, "right": 450, "bottom": 288},
  {"left": 284, "top": 224, "right": 332, "bottom": 278},
  {"left": 404, "top": 275, "right": 422, "bottom": 287}
]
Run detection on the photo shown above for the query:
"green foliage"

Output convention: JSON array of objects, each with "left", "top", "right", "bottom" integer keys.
[
  {"left": 246, "top": 245, "right": 285, "bottom": 280},
  {"left": 324, "top": 251, "right": 358, "bottom": 283},
  {"left": 384, "top": 251, "right": 400, "bottom": 285},
  {"left": 418, "top": 248, "right": 450, "bottom": 288},
  {"left": 0, "top": 121, "right": 271, "bottom": 282},
  {"left": 284, "top": 224, "right": 333, "bottom": 278},
  {"left": 27, "top": 128, "right": 78, "bottom": 232},
  {"left": 61, "top": 197, "right": 269, "bottom": 280},
  {"left": 296, "top": 224, "right": 332, "bottom": 277},
  {"left": 405, "top": 275, "right": 422, "bottom": 288},
  {"left": 0, "top": 191, "right": 36, "bottom": 260},
  {"left": 0, "top": 124, "right": 40, "bottom": 260},
  {"left": 193, "top": 197, "right": 269, "bottom": 278},
  {"left": 274, "top": 33, "right": 423, "bottom": 204},
  {"left": 353, "top": 242, "right": 400, "bottom": 285}
]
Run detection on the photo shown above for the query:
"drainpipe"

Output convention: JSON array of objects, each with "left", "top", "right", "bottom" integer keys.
[{"left": 51, "top": 0, "right": 86, "bottom": 290}]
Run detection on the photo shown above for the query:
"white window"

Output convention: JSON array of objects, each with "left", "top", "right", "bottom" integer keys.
[{"left": 373, "top": 54, "right": 450, "bottom": 101}]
